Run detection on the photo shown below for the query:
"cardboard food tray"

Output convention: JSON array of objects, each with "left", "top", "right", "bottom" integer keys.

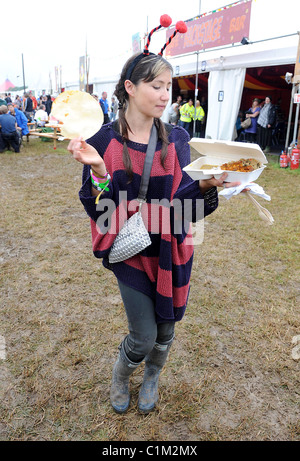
[{"left": 184, "top": 138, "right": 267, "bottom": 183}]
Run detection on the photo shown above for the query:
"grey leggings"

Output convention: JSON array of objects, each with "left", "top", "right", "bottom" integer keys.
[{"left": 117, "top": 280, "right": 175, "bottom": 363}]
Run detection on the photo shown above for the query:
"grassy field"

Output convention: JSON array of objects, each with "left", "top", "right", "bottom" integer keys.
[{"left": 0, "top": 137, "right": 299, "bottom": 441}]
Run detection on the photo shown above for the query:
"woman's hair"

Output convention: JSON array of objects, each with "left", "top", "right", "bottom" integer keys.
[{"left": 114, "top": 53, "right": 173, "bottom": 179}]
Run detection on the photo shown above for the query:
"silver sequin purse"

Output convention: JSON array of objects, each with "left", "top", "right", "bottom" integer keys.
[{"left": 108, "top": 124, "right": 157, "bottom": 264}]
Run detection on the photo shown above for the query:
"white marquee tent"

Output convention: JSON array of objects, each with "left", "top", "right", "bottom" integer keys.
[{"left": 164, "top": 33, "right": 299, "bottom": 140}]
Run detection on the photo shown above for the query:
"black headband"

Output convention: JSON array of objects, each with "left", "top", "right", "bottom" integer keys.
[{"left": 125, "top": 52, "right": 155, "bottom": 81}]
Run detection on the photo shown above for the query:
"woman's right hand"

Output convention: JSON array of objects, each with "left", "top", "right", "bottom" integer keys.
[{"left": 67, "top": 137, "right": 106, "bottom": 176}]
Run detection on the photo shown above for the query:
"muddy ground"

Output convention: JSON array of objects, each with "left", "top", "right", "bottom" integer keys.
[{"left": 0, "top": 139, "right": 299, "bottom": 441}]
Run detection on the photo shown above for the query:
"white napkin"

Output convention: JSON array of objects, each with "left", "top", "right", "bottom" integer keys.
[{"left": 219, "top": 182, "right": 271, "bottom": 201}]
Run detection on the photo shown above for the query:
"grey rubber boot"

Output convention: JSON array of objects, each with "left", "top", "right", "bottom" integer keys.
[
  {"left": 110, "top": 342, "right": 140, "bottom": 414},
  {"left": 138, "top": 340, "right": 173, "bottom": 414}
]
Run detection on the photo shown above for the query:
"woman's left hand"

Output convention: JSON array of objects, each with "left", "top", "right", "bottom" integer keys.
[{"left": 199, "top": 172, "right": 248, "bottom": 194}]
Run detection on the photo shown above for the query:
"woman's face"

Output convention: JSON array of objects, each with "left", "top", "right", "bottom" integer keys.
[
  {"left": 128, "top": 69, "right": 172, "bottom": 119},
  {"left": 265, "top": 97, "right": 271, "bottom": 104}
]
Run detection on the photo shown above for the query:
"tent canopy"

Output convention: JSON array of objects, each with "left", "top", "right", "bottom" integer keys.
[
  {"left": 168, "top": 34, "right": 298, "bottom": 77},
  {"left": 0, "top": 79, "right": 16, "bottom": 92}
]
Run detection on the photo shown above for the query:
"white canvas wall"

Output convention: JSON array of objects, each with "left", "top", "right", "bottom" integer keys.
[{"left": 206, "top": 68, "right": 246, "bottom": 140}]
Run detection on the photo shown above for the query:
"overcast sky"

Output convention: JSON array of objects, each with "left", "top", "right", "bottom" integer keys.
[{"left": 1, "top": 0, "right": 299, "bottom": 92}]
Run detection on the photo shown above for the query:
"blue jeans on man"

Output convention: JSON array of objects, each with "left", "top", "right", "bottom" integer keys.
[{"left": 178, "top": 120, "right": 190, "bottom": 133}]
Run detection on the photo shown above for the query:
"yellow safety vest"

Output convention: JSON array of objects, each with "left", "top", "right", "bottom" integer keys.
[
  {"left": 180, "top": 103, "right": 194, "bottom": 123},
  {"left": 193, "top": 106, "right": 205, "bottom": 121}
]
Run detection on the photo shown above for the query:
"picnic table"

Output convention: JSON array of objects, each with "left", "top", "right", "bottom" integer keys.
[{"left": 28, "top": 123, "right": 64, "bottom": 149}]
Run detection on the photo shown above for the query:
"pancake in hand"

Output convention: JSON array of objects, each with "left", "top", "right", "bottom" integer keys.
[{"left": 50, "top": 90, "right": 104, "bottom": 140}]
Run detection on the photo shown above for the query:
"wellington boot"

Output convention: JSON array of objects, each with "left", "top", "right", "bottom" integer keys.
[
  {"left": 138, "top": 341, "right": 172, "bottom": 414},
  {"left": 110, "top": 343, "right": 140, "bottom": 414}
]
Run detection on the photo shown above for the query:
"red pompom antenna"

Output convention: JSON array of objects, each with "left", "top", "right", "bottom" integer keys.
[
  {"left": 158, "top": 20, "right": 187, "bottom": 56},
  {"left": 175, "top": 20, "right": 187, "bottom": 34},
  {"left": 160, "top": 14, "right": 172, "bottom": 28},
  {"left": 144, "top": 14, "right": 173, "bottom": 55},
  {"left": 127, "top": 16, "right": 186, "bottom": 81}
]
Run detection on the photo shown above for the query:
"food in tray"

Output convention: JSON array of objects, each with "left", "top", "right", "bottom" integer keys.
[
  {"left": 220, "top": 158, "right": 262, "bottom": 172},
  {"left": 200, "top": 164, "right": 219, "bottom": 169}
]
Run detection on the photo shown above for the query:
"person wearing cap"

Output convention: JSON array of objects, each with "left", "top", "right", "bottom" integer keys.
[{"left": 67, "top": 15, "right": 242, "bottom": 415}]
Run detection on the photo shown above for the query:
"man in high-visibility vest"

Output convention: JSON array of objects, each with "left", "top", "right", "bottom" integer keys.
[
  {"left": 179, "top": 99, "right": 194, "bottom": 134},
  {"left": 193, "top": 100, "right": 205, "bottom": 137}
]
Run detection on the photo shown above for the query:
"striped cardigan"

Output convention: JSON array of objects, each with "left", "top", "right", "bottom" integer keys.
[{"left": 79, "top": 121, "right": 218, "bottom": 323}]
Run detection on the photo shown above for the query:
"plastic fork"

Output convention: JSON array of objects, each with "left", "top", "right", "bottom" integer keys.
[{"left": 246, "top": 192, "right": 274, "bottom": 225}]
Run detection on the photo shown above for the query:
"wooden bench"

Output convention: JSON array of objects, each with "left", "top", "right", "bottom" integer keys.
[
  {"left": 25, "top": 122, "right": 37, "bottom": 143},
  {"left": 28, "top": 128, "right": 62, "bottom": 149}
]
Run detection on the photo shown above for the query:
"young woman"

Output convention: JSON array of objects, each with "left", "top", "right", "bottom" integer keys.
[
  {"left": 68, "top": 51, "right": 240, "bottom": 415},
  {"left": 244, "top": 98, "right": 261, "bottom": 143}
]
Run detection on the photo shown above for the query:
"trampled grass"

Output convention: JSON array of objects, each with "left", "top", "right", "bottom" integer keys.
[{"left": 0, "top": 138, "right": 299, "bottom": 441}]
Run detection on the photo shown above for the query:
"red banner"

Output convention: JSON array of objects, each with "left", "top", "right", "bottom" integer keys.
[{"left": 166, "top": 1, "right": 252, "bottom": 57}]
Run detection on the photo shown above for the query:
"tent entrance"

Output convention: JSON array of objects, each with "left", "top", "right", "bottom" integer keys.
[{"left": 171, "top": 63, "right": 295, "bottom": 142}]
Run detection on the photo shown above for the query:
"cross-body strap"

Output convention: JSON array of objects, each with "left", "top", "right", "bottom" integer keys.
[{"left": 137, "top": 124, "right": 158, "bottom": 202}]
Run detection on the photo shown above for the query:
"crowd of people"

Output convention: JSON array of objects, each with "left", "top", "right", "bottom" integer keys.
[
  {"left": 167, "top": 94, "right": 207, "bottom": 138},
  {"left": 0, "top": 91, "right": 54, "bottom": 153},
  {"left": 91, "top": 91, "right": 208, "bottom": 139},
  {"left": 169, "top": 92, "right": 283, "bottom": 154},
  {"left": 0, "top": 89, "right": 122, "bottom": 153},
  {"left": 1, "top": 87, "right": 284, "bottom": 155}
]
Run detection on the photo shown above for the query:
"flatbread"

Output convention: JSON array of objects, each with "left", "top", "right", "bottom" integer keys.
[{"left": 50, "top": 90, "right": 104, "bottom": 140}]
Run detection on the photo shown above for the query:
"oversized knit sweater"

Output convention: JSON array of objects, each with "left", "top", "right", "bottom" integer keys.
[{"left": 79, "top": 121, "right": 218, "bottom": 323}]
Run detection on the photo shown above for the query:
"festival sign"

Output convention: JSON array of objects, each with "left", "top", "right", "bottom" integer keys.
[
  {"left": 165, "top": 0, "right": 252, "bottom": 57},
  {"left": 132, "top": 33, "right": 141, "bottom": 54}
]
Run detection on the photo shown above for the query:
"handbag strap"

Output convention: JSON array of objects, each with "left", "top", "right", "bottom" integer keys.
[{"left": 137, "top": 124, "right": 158, "bottom": 202}]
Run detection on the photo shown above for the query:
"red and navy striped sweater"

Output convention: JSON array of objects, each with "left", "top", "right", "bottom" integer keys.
[{"left": 79, "top": 122, "right": 218, "bottom": 323}]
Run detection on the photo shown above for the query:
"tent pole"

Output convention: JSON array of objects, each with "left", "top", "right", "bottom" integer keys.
[
  {"left": 292, "top": 83, "right": 300, "bottom": 144},
  {"left": 22, "top": 54, "right": 26, "bottom": 93},
  {"left": 193, "top": 51, "right": 199, "bottom": 137},
  {"left": 285, "top": 84, "right": 295, "bottom": 151}
]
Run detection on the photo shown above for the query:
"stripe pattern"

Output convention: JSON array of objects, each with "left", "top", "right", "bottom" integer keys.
[
  {"left": 158, "top": 30, "right": 178, "bottom": 56},
  {"left": 79, "top": 122, "right": 218, "bottom": 323},
  {"left": 144, "top": 25, "right": 162, "bottom": 54}
]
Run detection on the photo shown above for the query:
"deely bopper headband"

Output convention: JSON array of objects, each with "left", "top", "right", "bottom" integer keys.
[{"left": 125, "top": 14, "right": 187, "bottom": 81}]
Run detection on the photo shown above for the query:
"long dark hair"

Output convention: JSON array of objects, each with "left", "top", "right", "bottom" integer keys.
[{"left": 114, "top": 53, "right": 173, "bottom": 179}]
